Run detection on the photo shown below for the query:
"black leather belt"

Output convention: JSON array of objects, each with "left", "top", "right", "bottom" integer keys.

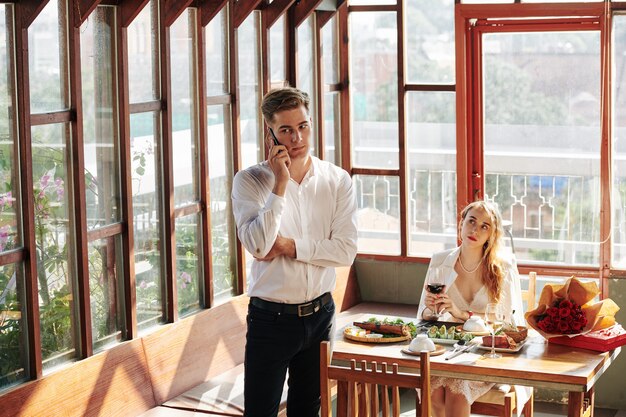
[{"left": 250, "top": 292, "right": 333, "bottom": 317}]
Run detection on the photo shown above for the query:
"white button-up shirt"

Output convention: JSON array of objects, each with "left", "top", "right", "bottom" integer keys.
[{"left": 232, "top": 156, "right": 358, "bottom": 304}]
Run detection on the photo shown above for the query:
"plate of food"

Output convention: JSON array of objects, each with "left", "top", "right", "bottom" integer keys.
[
  {"left": 424, "top": 324, "right": 477, "bottom": 345},
  {"left": 344, "top": 318, "right": 415, "bottom": 343},
  {"left": 477, "top": 334, "right": 528, "bottom": 353}
]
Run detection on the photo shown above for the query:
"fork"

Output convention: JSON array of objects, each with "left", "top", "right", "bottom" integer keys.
[{"left": 444, "top": 340, "right": 466, "bottom": 360}]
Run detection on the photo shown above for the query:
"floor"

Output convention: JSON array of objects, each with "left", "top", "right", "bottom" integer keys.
[
  {"left": 392, "top": 391, "right": 626, "bottom": 417},
  {"left": 528, "top": 402, "right": 626, "bottom": 417},
  {"left": 334, "top": 388, "right": 626, "bottom": 416}
]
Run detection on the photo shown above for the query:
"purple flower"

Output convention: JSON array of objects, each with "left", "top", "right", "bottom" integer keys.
[
  {"left": 0, "top": 225, "right": 10, "bottom": 252},
  {"left": 181, "top": 271, "right": 192, "bottom": 284},
  {"left": 0, "top": 191, "right": 12, "bottom": 208},
  {"left": 139, "top": 280, "right": 147, "bottom": 289},
  {"left": 40, "top": 174, "right": 50, "bottom": 188}
]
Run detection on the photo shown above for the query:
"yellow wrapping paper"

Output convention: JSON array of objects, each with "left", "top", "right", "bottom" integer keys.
[{"left": 524, "top": 276, "right": 620, "bottom": 339}]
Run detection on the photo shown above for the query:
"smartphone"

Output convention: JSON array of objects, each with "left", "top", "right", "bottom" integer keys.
[{"left": 269, "top": 128, "right": 280, "bottom": 146}]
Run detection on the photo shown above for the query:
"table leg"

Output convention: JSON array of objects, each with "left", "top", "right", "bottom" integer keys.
[{"left": 568, "top": 388, "right": 594, "bottom": 417}]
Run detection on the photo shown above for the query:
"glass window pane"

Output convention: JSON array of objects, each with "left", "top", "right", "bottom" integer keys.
[
  {"left": 613, "top": 15, "right": 626, "bottom": 269},
  {"left": 298, "top": 15, "right": 317, "bottom": 155},
  {"left": 270, "top": 15, "right": 286, "bottom": 83},
  {"left": 81, "top": 7, "right": 122, "bottom": 229},
  {"left": 350, "top": 12, "right": 398, "bottom": 169},
  {"left": 131, "top": 112, "right": 164, "bottom": 332},
  {"left": 208, "top": 105, "right": 237, "bottom": 303},
  {"left": 29, "top": 0, "right": 69, "bottom": 113},
  {"left": 482, "top": 31, "right": 601, "bottom": 266},
  {"left": 128, "top": 1, "right": 159, "bottom": 103},
  {"left": 171, "top": 9, "right": 199, "bottom": 207},
  {"left": 0, "top": 262, "right": 27, "bottom": 389},
  {"left": 406, "top": 0, "right": 454, "bottom": 84},
  {"left": 206, "top": 6, "right": 229, "bottom": 96},
  {"left": 1, "top": 4, "right": 21, "bottom": 253},
  {"left": 89, "top": 235, "right": 124, "bottom": 352},
  {"left": 32, "top": 123, "right": 77, "bottom": 369},
  {"left": 355, "top": 175, "right": 400, "bottom": 255},
  {"left": 238, "top": 12, "right": 262, "bottom": 169},
  {"left": 323, "top": 92, "right": 340, "bottom": 165},
  {"left": 176, "top": 214, "right": 202, "bottom": 316},
  {"left": 407, "top": 91, "right": 457, "bottom": 256},
  {"left": 322, "top": 15, "right": 338, "bottom": 85}
]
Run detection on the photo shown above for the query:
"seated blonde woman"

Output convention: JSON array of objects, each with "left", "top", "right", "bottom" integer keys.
[{"left": 417, "top": 200, "right": 529, "bottom": 417}]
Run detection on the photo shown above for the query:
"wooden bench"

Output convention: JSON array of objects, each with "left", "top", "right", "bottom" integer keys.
[
  {"left": 142, "top": 265, "right": 359, "bottom": 416},
  {"left": 0, "top": 337, "right": 156, "bottom": 416},
  {"left": 0, "top": 266, "right": 359, "bottom": 417}
]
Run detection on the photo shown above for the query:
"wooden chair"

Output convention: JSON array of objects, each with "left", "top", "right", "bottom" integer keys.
[
  {"left": 470, "top": 271, "right": 537, "bottom": 417},
  {"left": 320, "top": 341, "right": 431, "bottom": 417}
]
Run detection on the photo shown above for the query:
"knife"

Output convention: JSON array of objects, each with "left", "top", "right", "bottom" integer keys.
[{"left": 445, "top": 340, "right": 477, "bottom": 360}]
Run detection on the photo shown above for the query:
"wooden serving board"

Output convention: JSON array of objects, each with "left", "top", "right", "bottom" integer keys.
[{"left": 343, "top": 328, "right": 411, "bottom": 343}]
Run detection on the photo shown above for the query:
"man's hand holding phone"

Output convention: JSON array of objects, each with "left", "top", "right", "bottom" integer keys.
[{"left": 269, "top": 128, "right": 290, "bottom": 196}]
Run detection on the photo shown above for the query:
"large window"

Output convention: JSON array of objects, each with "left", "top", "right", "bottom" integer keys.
[
  {"left": 482, "top": 30, "right": 601, "bottom": 266},
  {"left": 206, "top": 7, "right": 237, "bottom": 303},
  {"left": 171, "top": 9, "right": 202, "bottom": 317},
  {"left": 0, "top": 4, "right": 27, "bottom": 390},
  {"left": 349, "top": 1, "right": 625, "bottom": 281},
  {"left": 613, "top": 14, "right": 626, "bottom": 270},
  {"left": 128, "top": 2, "right": 165, "bottom": 332},
  {"left": 238, "top": 12, "right": 262, "bottom": 170},
  {"left": 80, "top": 6, "right": 124, "bottom": 351},
  {"left": 322, "top": 15, "right": 340, "bottom": 165},
  {"left": 30, "top": 0, "right": 78, "bottom": 370},
  {"left": 298, "top": 15, "right": 318, "bottom": 153}
]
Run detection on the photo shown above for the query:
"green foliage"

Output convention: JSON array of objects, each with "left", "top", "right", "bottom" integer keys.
[
  {"left": 176, "top": 222, "right": 200, "bottom": 316},
  {"left": 0, "top": 265, "right": 25, "bottom": 387},
  {"left": 484, "top": 58, "right": 567, "bottom": 126},
  {"left": 39, "top": 285, "right": 73, "bottom": 360}
]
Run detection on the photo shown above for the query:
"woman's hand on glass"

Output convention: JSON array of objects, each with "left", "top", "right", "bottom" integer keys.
[{"left": 425, "top": 269, "right": 446, "bottom": 318}]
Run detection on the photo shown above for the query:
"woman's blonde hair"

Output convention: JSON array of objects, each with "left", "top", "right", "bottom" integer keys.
[{"left": 458, "top": 200, "right": 505, "bottom": 303}]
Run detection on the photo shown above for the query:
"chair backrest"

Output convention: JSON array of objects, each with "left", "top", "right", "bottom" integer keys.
[
  {"left": 521, "top": 271, "right": 537, "bottom": 312},
  {"left": 320, "top": 341, "right": 431, "bottom": 417}
]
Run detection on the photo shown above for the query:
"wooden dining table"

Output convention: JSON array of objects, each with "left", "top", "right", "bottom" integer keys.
[{"left": 331, "top": 303, "right": 622, "bottom": 417}]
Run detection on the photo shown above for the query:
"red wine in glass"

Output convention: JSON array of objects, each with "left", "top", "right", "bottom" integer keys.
[
  {"left": 426, "top": 269, "right": 445, "bottom": 318},
  {"left": 427, "top": 284, "right": 445, "bottom": 294}
]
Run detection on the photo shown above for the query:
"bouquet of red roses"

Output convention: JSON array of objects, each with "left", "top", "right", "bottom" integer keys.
[
  {"left": 525, "top": 276, "right": 619, "bottom": 339},
  {"left": 535, "top": 298, "right": 588, "bottom": 334}
]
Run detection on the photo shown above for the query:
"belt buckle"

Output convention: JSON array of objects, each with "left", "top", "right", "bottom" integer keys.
[{"left": 298, "top": 301, "right": 314, "bottom": 317}]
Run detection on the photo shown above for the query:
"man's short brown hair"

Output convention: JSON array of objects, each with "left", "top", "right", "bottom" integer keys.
[{"left": 261, "top": 87, "right": 310, "bottom": 124}]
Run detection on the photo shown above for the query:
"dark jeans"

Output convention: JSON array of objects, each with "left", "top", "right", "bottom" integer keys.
[{"left": 243, "top": 297, "right": 335, "bottom": 417}]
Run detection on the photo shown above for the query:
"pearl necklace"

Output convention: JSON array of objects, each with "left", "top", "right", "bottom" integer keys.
[{"left": 458, "top": 252, "right": 483, "bottom": 274}]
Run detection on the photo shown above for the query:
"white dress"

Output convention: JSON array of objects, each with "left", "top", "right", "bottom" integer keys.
[
  {"left": 430, "top": 281, "right": 495, "bottom": 402},
  {"left": 417, "top": 247, "right": 528, "bottom": 405}
]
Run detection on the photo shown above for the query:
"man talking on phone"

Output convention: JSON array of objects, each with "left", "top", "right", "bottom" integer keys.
[{"left": 231, "top": 87, "right": 357, "bottom": 417}]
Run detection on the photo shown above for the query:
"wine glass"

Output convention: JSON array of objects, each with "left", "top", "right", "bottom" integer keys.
[
  {"left": 426, "top": 268, "right": 446, "bottom": 319},
  {"left": 483, "top": 303, "right": 504, "bottom": 359}
]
